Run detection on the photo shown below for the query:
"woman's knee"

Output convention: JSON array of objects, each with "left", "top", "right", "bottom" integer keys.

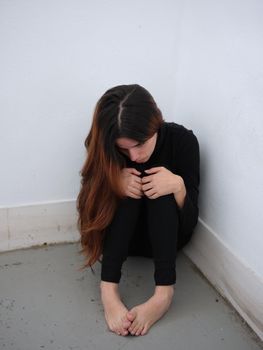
[
  {"left": 145, "top": 193, "right": 179, "bottom": 212},
  {"left": 117, "top": 195, "right": 144, "bottom": 211}
]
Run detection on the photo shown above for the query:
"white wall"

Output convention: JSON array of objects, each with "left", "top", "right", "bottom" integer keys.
[
  {"left": 0, "top": 0, "right": 181, "bottom": 207},
  {"left": 173, "top": 0, "right": 263, "bottom": 336},
  {"left": 173, "top": 0, "right": 263, "bottom": 277}
]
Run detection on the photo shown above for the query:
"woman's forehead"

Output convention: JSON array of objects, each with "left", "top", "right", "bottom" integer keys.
[{"left": 115, "top": 137, "right": 140, "bottom": 149}]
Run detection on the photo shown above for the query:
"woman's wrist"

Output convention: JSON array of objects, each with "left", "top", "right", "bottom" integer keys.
[{"left": 172, "top": 175, "right": 187, "bottom": 209}]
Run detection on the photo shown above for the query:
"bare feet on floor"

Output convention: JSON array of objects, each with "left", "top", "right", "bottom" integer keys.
[
  {"left": 100, "top": 281, "right": 131, "bottom": 336},
  {"left": 126, "top": 285, "right": 175, "bottom": 336}
]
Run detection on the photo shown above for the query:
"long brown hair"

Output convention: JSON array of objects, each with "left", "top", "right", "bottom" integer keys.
[{"left": 76, "top": 84, "right": 164, "bottom": 271}]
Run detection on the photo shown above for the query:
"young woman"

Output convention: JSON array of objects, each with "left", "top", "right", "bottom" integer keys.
[{"left": 77, "top": 84, "right": 200, "bottom": 337}]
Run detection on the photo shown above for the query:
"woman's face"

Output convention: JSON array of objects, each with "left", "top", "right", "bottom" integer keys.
[{"left": 115, "top": 132, "right": 158, "bottom": 163}]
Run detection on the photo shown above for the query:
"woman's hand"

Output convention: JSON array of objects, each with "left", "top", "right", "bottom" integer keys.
[
  {"left": 142, "top": 166, "right": 186, "bottom": 201},
  {"left": 120, "top": 168, "right": 143, "bottom": 199}
]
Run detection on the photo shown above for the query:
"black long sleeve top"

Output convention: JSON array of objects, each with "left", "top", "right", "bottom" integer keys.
[{"left": 125, "top": 121, "right": 200, "bottom": 238}]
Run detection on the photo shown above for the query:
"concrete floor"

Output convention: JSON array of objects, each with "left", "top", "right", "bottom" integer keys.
[{"left": 0, "top": 242, "right": 262, "bottom": 350}]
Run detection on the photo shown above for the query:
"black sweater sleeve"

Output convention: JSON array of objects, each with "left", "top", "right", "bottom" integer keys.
[{"left": 174, "top": 130, "right": 200, "bottom": 236}]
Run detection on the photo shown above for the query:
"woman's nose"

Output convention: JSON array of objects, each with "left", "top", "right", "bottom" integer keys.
[{"left": 129, "top": 149, "right": 139, "bottom": 161}]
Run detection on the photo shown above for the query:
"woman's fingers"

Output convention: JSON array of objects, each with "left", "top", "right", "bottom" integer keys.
[
  {"left": 129, "top": 194, "right": 142, "bottom": 199},
  {"left": 142, "top": 183, "right": 152, "bottom": 191},
  {"left": 125, "top": 168, "right": 141, "bottom": 176},
  {"left": 144, "top": 188, "right": 157, "bottom": 198},
  {"left": 134, "top": 177, "right": 142, "bottom": 184},
  {"left": 128, "top": 185, "right": 143, "bottom": 197},
  {"left": 121, "top": 168, "right": 143, "bottom": 198},
  {"left": 127, "top": 189, "right": 141, "bottom": 199},
  {"left": 130, "top": 168, "right": 141, "bottom": 176}
]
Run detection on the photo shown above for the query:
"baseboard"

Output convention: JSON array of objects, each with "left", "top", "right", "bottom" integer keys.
[
  {"left": 0, "top": 200, "right": 79, "bottom": 252},
  {"left": 183, "top": 218, "right": 263, "bottom": 340}
]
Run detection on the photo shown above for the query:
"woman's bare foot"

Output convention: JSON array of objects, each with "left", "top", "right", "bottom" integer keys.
[
  {"left": 100, "top": 281, "right": 131, "bottom": 336},
  {"left": 126, "top": 285, "right": 174, "bottom": 336}
]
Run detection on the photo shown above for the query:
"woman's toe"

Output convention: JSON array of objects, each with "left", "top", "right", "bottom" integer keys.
[
  {"left": 128, "top": 325, "right": 135, "bottom": 334},
  {"left": 132, "top": 324, "right": 141, "bottom": 335},
  {"left": 141, "top": 325, "right": 148, "bottom": 335},
  {"left": 122, "top": 329, "right": 129, "bottom": 336},
  {"left": 130, "top": 326, "right": 137, "bottom": 335},
  {"left": 123, "top": 320, "right": 131, "bottom": 329},
  {"left": 136, "top": 326, "right": 143, "bottom": 336}
]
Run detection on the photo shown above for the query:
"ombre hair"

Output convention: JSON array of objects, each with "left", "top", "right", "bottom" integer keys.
[{"left": 76, "top": 84, "right": 164, "bottom": 271}]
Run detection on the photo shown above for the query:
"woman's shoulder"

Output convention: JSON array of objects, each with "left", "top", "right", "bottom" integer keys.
[
  {"left": 163, "top": 121, "right": 198, "bottom": 143},
  {"left": 162, "top": 121, "right": 199, "bottom": 161}
]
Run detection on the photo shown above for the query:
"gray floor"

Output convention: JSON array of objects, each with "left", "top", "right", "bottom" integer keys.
[{"left": 0, "top": 242, "right": 262, "bottom": 350}]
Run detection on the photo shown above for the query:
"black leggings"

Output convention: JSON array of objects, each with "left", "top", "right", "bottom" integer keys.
[{"left": 101, "top": 192, "right": 189, "bottom": 286}]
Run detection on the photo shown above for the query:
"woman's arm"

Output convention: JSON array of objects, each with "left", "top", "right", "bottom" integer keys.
[
  {"left": 171, "top": 175, "right": 187, "bottom": 209},
  {"left": 173, "top": 130, "right": 200, "bottom": 233}
]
